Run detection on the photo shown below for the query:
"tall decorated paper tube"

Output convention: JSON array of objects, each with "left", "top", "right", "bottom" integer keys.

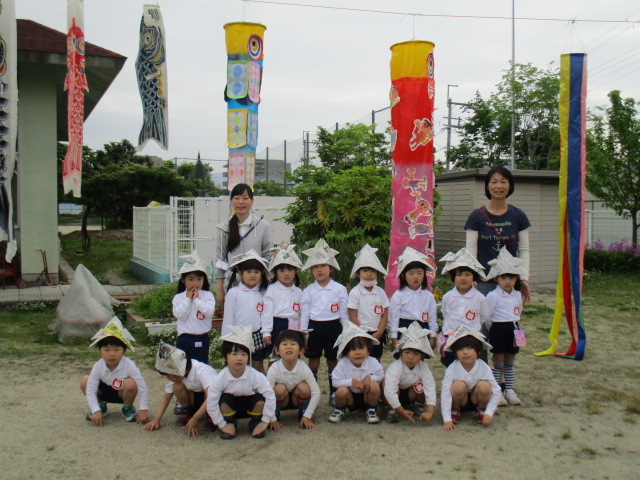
[
  {"left": 224, "top": 22, "right": 266, "bottom": 191},
  {"left": 385, "top": 41, "right": 437, "bottom": 296},
  {"left": 535, "top": 53, "right": 587, "bottom": 360}
]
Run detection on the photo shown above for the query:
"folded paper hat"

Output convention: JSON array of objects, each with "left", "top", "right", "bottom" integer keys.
[
  {"left": 393, "top": 321, "right": 435, "bottom": 358},
  {"left": 439, "top": 247, "right": 487, "bottom": 280},
  {"left": 301, "top": 238, "right": 340, "bottom": 271},
  {"left": 393, "top": 246, "right": 435, "bottom": 279},
  {"left": 350, "top": 244, "right": 388, "bottom": 278},
  {"left": 269, "top": 329, "right": 313, "bottom": 361},
  {"left": 333, "top": 322, "right": 379, "bottom": 358},
  {"left": 485, "top": 246, "right": 528, "bottom": 279},
  {"left": 269, "top": 242, "right": 303, "bottom": 271},
  {"left": 444, "top": 325, "right": 492, "bottom": 352},
  {"left": 178, "top": 250, "right": 208, "bottom": 275},
  {"left": 155, "top": 342, "right": 187, "bottom": 376},
  {"left": 228, "top": 249, "right": 271, "bottom": 273},
  {"left": 89, "top": 316, "right": 136, "bottom": 351},
  {"left": 220, "top": 324, "right": 255, "bottom": 353}
]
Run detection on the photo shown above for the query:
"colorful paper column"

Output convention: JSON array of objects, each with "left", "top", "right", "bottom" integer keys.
[
  {"left": 136, "top": 4, "right": 169, "bottom": 151},
  {"left": 535, "top": 53, "right": 587, "bottom": 360},
  {"left": 224, "top": 22, "right": 266, "bottom": 191},
  {"left": 385, "top": 41, "right": 437, "bottom": 296},
  {"left": 62, "top": 0, "right": 88, "bottom": 197}
]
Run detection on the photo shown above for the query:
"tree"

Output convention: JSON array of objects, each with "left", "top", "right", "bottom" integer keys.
[
  {"left": 253, "top": 180, "right": 286, "bottom": 196},
  {"left": 449, "top": 63, "right": 560, "bottom": 170},
  {"left": 587, "top": 90, "right": 640, "bottom": 245},
  {"left": 315, "top": 123, "right": 391, "bottom": 171}
]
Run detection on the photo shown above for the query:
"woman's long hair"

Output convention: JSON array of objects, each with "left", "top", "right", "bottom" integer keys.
[{"left": 226, "top": 183, "right": 254, "bottom": 253}]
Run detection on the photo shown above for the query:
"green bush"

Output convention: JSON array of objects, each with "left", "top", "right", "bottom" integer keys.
[
  {"left": 584, "top": 248, "right": 640, "bottom": 273},
  {"left": 130, "top": 283, "right": 177, "bottom": 320},
  {"left": 141, "top": 327, "right": 224, "bottom": 370}
]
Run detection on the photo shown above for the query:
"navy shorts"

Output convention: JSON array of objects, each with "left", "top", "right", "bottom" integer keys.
[
  {"left": 264, "top": 317, "right": 289, "bottom": 357},
  {"left": 251, "top": 330, "right": 268, "bottom": 362},
  {"left": 176, "top": 333, "right": 210, "bottom": 365},
  {"left": 350, "top": 392, "right": 367, "bottom": 411},
  {"left": 305, "top": 320, "right": 342, "bottom": 360},
  {"left": 98, "top": 381, "right": 124, "bottom": 404},
  {"left": 489, "top": 322, "right": 520, "bottom": 355},
  {"left": 368, "top": 330, "right": 387, "bottom": 360},
  {"left": 219, "top": 393, "right": 265, "bottom": 419}
]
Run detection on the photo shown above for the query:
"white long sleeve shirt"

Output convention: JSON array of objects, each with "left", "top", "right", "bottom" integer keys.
[
  {"left": 206, "top": 366, "right": 276, "bottom": 428},
  {"left": 383, "top": 358, "right": 437, "bottom": 409},
  {"left": 388, "top": 287, "right": 438, "bottom": 339},
  {"left": 222, "top": 283, "right": 265, "bottom": 335},
  {"left": 347, "top": 284, "right": 390, "bottom": 332},
  {"left": 486, "top": 286, "right": 522, "bottom": 327},
  {"left": 172, "top": 290, "right": 215, "bottom": 336},
  {"left": 440, "top": 359, "right": 502, "bottom": 422},
  {"left": 300, "top": 279, "right": 349, "bottom": 330},
  {"left": 330, "top": 356, "right": 384, "bottom": 393},
  {"left": 85, "top": 356, "right": 149, "bottom": 414},
  {"left": 262, "top": 281, "right": 303, "bottom": 337},
  {"left": 441, "top": 287, "right": 490, "bottom": 334},
  {"left": 266, "top": 359, "right": 321, "bottom": 420},
  {"left": 163, "top": 360, "right": 217, "bottom": 394}
]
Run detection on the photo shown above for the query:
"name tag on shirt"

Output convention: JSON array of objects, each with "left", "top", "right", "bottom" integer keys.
[{"left": 195, "top": 341, "right": 203, "bottom": 348}]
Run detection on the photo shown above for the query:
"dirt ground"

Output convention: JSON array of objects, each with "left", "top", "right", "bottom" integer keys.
[{"left": 1, "top": 290, "right": 638, "bottom": 480}]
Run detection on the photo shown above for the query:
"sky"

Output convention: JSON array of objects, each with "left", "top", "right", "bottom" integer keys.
[{"left": 17, "top": 0, "right": 640, "bottom": 173}]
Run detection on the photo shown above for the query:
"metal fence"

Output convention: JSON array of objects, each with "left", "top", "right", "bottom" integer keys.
[{"left": 586, "top": 208, "right": 633, "bottom": 247}]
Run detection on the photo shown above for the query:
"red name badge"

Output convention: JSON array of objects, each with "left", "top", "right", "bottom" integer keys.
[
  {"left": 514, "top": 306, "right": 521, "bottom": 316},
  {"left": 196, "top": 310, "right": 205, "bottom": 320},
  {"left": 112, "top": 378, "right": 124, "bottom": 390},
  {"left": 330, "top": 303, "right": 339, "bottom": 314},
  {"left": 413, "top": 382, "right": 424, "bottom": 394},
  {"left": 422, "top": 312, "right": 430, "bottom": 321},
  {"left": 256, "top": 302, "right": 264, "bottom": 313},
  {"left": 292, "top": 302, "right": 301, "bottom": 312},
  {"left": 465, "top": 310, "right": 476, "bottom": 321},
  {"left": 374, "top": 305, "right": 383, "bottom": 315}
]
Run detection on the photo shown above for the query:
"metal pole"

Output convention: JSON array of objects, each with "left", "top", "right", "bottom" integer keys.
[
  {"left": 266, "top": 147, "right": 269, "bottom": 181},
  {"left": 371, "top": 109, "right": 375, "bottom": 134},
  {"left": 283, "top": 140, "right": 287, "bottom": 194},
  {"left": 305, "top": 131, "right": 310, "bottom": 169},
  {"left": 510, "top": 0, "right": 516, "bottom": 170},
  {"left": 446, "top": 84, "right": 458, "bottom": 171}
]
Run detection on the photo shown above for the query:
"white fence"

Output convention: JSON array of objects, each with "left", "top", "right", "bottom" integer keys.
[
  {"left": 586, "top": 208, "right": 633, "bottom": 247},
  {"left": 133, "top": 196, "right": 296, "bottom": 281}
]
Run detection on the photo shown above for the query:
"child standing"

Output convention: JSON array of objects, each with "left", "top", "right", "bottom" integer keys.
[
  {"left": 328, "top": 323, "right": 384, "bottom": 424},
  {"left": 439, "top": 248, "right": 490, "bottom": 367},
  {"left": 347, "top": 244, "right": 390, "bottom": 361},
  {"left": 144, "top": 343, "right": 218, "bottom": 436},
  {"left": 389, "top": 247, "right": 438, "bottom": 350},
  {"left": 222, "top": 249, "right": 271, "bottom": 373},
  {"left": 206, "top": 325, "right": 277, "bottom": 440},
  {"left": 441, "top": 326, "right": 502, "bottom": 431},
  {"left": 300, "top": 239, "right": 349, "bottom": 406},
  {"left": 267, "top": 330, "right": 321, "bottom": 430},
  {"left": 172, "top": 250, "right": 215, "bottom": 365},
  {"left": 383, "top": 321, "right": 437, "bottom": 424},
  {"left": 262, "top": 243, "right": 304, "bottom": 360},
  {"left": 80, "top": 317, "right": 149, "bottom": 425},
  {"left": 485, "top": 246, "right": 527, "bottom": 406}
]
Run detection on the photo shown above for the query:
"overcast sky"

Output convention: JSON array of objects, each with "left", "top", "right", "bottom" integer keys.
[{"left": 17, "top": 1, "right": 640, "bottom": 172}]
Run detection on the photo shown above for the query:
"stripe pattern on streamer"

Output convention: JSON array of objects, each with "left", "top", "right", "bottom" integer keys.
[{"left": 535, "top": 53, "right": 587, "bottom": 360}]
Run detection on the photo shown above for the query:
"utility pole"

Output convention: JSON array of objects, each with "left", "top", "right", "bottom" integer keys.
[
  {"left": 510, "top": 0, "right": 516, "bottom": 170},
  {"left": 444, "top": 84, "right": 465, "bottom": 171}
]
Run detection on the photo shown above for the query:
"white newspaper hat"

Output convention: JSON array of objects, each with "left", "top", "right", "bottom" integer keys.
[
  {"left": 393, "top": 246, "right": 435, "bottom": 279},
  {"left": 393, "top": 321, "right": 435, "bottom": 358},
  {"left": 439, "top": 247, "right": 487, "bottom": 280},
  {"left": 178, "top": 250, "right": 208, "bottom": 275},
  {"left": 444, "top": 325, "right": 492, "bottom": 352},
  {"left": 350, "top": 244, "right": 388, "bottom": 278},
  {"left": 155, "top": 342, "right": 187, "bottom": 376},
  {"left": 228, "top": 249, "right": 270, "bottom": 273},
  {"left": 89, "top": 316, "right": 136, "bottom": 351},
  {"left": 269, "top": 243, "right": 303, "bottom": 271},
  {"left": 333, "top": 322, "right": 379, "bottom": 358},
  {"left": 220, "top": 324, "right": 255, "bottom": 353},
  {"left": 486, "top": 246, "right": 528, "bottom": 279},
  {"left": 301, "top": 238, "right": 341, "bottom": 271}
]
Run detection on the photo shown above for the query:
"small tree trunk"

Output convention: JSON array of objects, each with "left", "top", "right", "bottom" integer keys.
[
  {"left": 81, "top": 206, "right": 92, "bottom": 253},
  {"left": 632, "top": 209, "right": 638, "bottom": 247}
]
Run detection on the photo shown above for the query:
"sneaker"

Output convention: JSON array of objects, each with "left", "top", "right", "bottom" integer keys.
[
  {"left": 174, "top": 414, "right": 192, "bottom": 427},
  {"left": 297, "top": 408, "right": 306, "bottom": 420},
  {"left": 203, "top": 416, "right": 217, "bottom": 432},
  {"left": 121, "top": 405, "right": 137, "bottom": 422},
  {"left": 329, "top": 392, "right": 336, "bottom": 407},
  {"left": 366, "top": 408, "right": 380, "bottom": 424},
  {"left": 497, "top": 392, "right": 508, "bottom": 407},
  {"left": 174, "top": 401, "right": 187, "bottom": 415},
  {"left": 386, "top": 409, "right": 399, "bottom": 424},
  {"left": 475, "top": 407, "right": 485, "bottom": 424},
  {"left": 451, "top": 407, "right": 462, "bottom": 425},
  {"left": 328, "top": 408, "right": 345, "bottom": 423},
  {"left": 504, "top": 389, "right": 521, "bottom": 405},
  {"left": 85, "top": 403, "right": 108, "bottom": 421},
  {"left": 412, "top": 404, "right": 426, "bottom": 416}
]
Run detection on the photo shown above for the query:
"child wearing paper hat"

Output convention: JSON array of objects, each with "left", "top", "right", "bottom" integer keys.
[
  {"left": 80, "top": 317, "right": 149, "bottom": 425},
  {"left": 439, "top": 248, "right": 490, "bottom": 367},
  {"left": 347, "top": 244, "right": 390, "bottom": 361},
  {"left": 485, "top": 247, "right": 528, "bottom": 407},
  {"left": 388, "top": 246, "right": 438, "bottom": 350},
  {"left": 206, "top": 325, "right": 277, "bottom": 440},
  {"left": 327, "top": 323, "right": 384, "bottom": 424},
  {"left": 173, "top": 250, "right": 215, "bottom": 366},
  {"left": 300, "top": 239, "right": 349, "bottom": 407},
  {"left": 441, "top": 326, "right": 502, "bottom": 431},
  {"left": 144, "top": 342, "right": 218, "bottom": 436},
  {"left": 382, "top": 321, "right": 437, "bottom": 424}
]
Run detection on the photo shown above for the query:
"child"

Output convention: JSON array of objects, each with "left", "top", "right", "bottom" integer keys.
[
  {"left": 144, "top": 342, "right": 218, "bottom": 436},
  {"left": 441, "top": 326, "right": 502, "bottom": 431},
  {"left": 347, "top": 244, "right": 390, "bottom": 361},
  {"left": 267, "top": 330, "right": 320, "bottom": 430},
  {"left": 328, "top": 323, "right": 384, "bottom": 424},
  {"left": 300, "top": 239, "right": 349, "bottom": 406},
  {"left": 206, "top": 325, "right": 277, "bottom": 440},
  {"left": 485, "top": 246, "right": 527, "bottom": 406},
  {"left": 80, "top": 317, "right": 149, "bottom": 425},
  {"left": 262, "top": 243, "right": 304, "bottom": 360},
  {"left": 383, "top": 321, "right": 437, "bottom": 424},
  {"left": 172, "top": 250, "right": 215, "bottom": 365},
  {"left": 389, "top": 247, "right": 438, "bottom": 350},
  {"left": 222, "top": 249, "right": 271, "bottom": 373},
  {"left": 439, "top": 248, "right": 490, "bottom": 367}
]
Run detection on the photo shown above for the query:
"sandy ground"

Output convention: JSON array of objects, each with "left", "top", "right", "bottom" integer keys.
[{"left": 1, "top": 291, "right": 639, "bottom": 480}]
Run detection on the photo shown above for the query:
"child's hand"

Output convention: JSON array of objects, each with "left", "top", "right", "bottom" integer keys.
[
  {"left": 252, "top": 421, "right": 269, "bottom": 437},
  {"left": 191, "top": 287, "right": 199, "bottom": 300},
  {"left": 269, "top": 420, "right": 283, "bottom": 432},
  {"left": 482, "top": 413, "right": 493, "bottom": 427},
  {"left": 221, "top": 422, "right": 236, "bottom": 437},
  {"left": 429, "top": 337, "right": 437, "bottom": 349},
  {"left": 300, "top": 416, "right": 315, "bottom": 430},
  {"left": 443, "top": 421, "right": 456, "bottom": 431},
  {"left": 90, "top": 411, "right": 104, "bottom": 426},
  {"left": 186, "top": 417, "right": 200, "bottom": 437},
  {"left": 264, "top": 336, "right": 272, "bottom": 346},
  {"left": 419, "top": 411, "right": 433, "bottom": 423},
  {"left": 136, "top": 410, "right": 149, "bottom": 424},
  {"left": 144, "top": 419, "right": 160, "bottom": 431},
  {"left": 398, "top": 408, "right": 415, "bottom": 423},
  {"left": 372, "top": 329, "right": 384, "bottom": 340},
  {"left": 351, "top": 379, "right": 364, "bottom": 391},
  {"left": 361, "top": 376, "right": 372, "bottom": 394}
]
